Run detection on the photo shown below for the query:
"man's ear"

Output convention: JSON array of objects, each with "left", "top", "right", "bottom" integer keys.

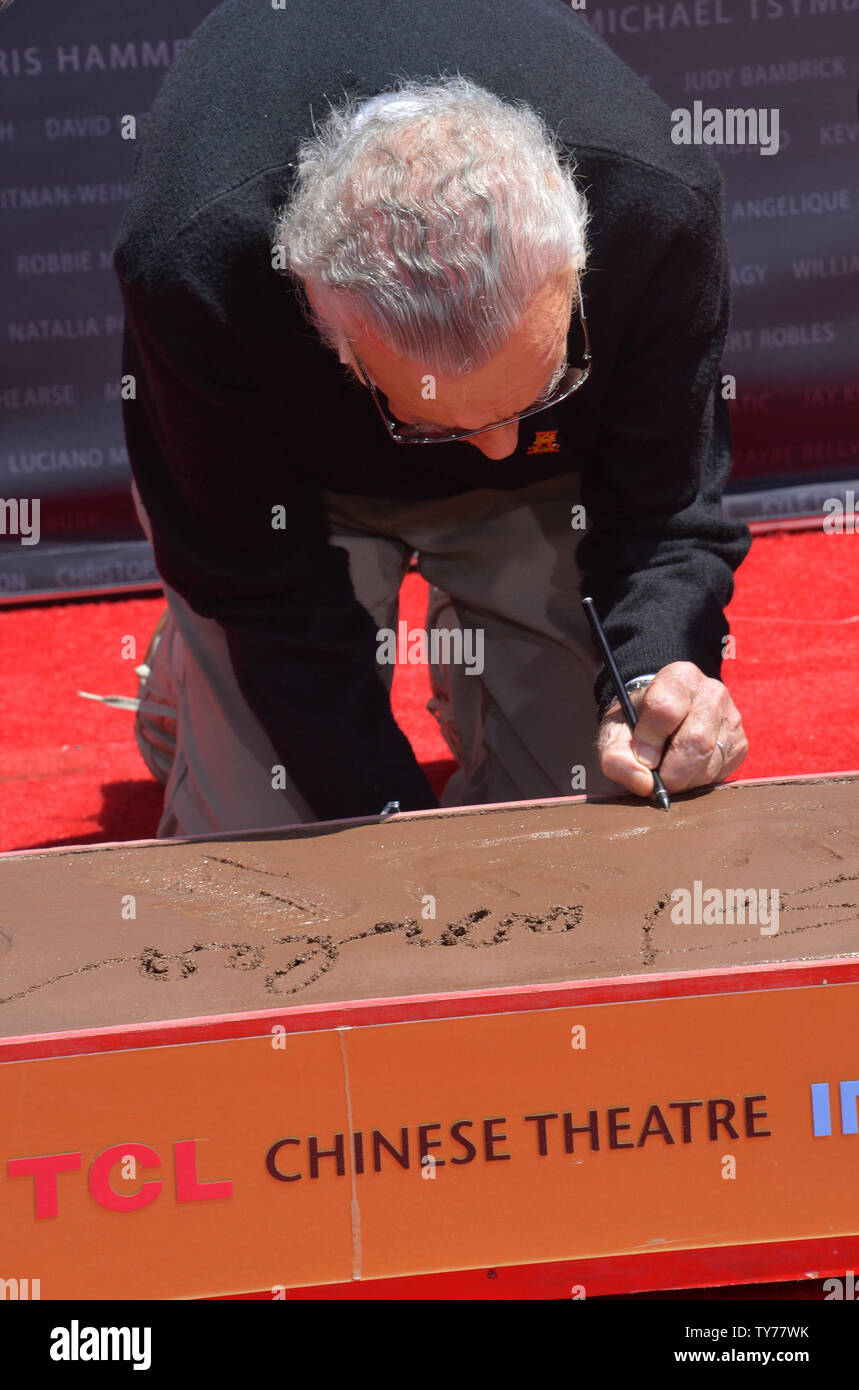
[
  {"left": 336, "top": 333, "right": 367, "bottom": 383},
  {"left": 304, "top": 280, "right": 366, "bottom": 381},
  {"left": 336, "top": 333, "right": 356, "bottom": 369}
]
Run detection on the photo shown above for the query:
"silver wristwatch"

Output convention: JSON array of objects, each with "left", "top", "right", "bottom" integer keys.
[{"left": 624, "top": 673, "right": 658, "bottom": 693}]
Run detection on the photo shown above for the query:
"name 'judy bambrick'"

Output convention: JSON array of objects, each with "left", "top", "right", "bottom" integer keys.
[
  {"left": 671, "top": 102, "right": 780, "bottom": 156},
  {"left": 50, "top": 1321, "right": 151, "bottom": 1371}
]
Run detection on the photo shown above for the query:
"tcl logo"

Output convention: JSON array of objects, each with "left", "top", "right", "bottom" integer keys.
[{"left": 7, "top": 1140, "right": 232, "bottom": 1217}]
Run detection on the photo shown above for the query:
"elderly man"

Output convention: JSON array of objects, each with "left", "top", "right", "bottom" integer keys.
[{"left": 114, "top": 0, "right": 750, "bottom": 838}]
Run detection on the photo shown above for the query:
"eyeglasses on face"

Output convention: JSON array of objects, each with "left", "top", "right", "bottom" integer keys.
[{"left": 353, "top": 273, "right": 591, "bottom": 445}]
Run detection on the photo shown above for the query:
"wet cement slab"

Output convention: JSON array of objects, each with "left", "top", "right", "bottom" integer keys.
[{"left": 1, "top": 774, "right": 857, "bottom": 1037}]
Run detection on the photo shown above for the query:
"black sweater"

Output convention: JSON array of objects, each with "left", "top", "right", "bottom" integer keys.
[{"left": 113, "top": 0, "right": 751, "bottom": 821}]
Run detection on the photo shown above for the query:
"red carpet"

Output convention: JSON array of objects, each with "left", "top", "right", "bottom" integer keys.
[{"left": 0, "top": 530, "right": 856, "bottom": 853}]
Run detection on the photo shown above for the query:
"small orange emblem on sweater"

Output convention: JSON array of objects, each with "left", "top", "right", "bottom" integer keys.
[{"left": 526, "top": 430, "right": 560, "bottom": 454}]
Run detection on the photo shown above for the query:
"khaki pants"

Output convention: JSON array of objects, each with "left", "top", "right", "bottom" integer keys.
[{"left": 132, "top": 474, "right": 619, "bottom": 838}]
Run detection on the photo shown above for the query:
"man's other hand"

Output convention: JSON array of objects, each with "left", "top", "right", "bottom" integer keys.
[{"left": 597, "top": 661, "right": 748, "bottom": 799}]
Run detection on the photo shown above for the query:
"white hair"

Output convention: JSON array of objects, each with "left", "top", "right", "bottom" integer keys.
[{"left": 272, "top": 73, "right": 589, "bottom": 376}]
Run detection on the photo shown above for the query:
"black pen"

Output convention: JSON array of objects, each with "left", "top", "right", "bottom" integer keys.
[{"left": 582, "top": 596, "right": 670, "bottom": 812}]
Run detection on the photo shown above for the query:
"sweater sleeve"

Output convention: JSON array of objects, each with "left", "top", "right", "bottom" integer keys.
[
  {"left": 575, "top": 179, "right": 752, "bottom": 718},
  {"left": 116, "top": 268, "right": 438, "bottom": 821}
]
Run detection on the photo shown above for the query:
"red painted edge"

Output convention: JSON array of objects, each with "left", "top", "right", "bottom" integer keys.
[
  {"left": 2, "top": 956, "right": 857, "bottom": 1064},
  {"left": 746, "top": 515, "right": 832, "bottom": 536},
  {"left": 205, "top": 1231, "right": 859, "bottom": 1300}
]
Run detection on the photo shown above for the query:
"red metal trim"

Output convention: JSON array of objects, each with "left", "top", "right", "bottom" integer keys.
[
  {"left": 205, "top": 1231, "right": 859, "bottom": 1300},
  {"left": 746, "top": 515, "right": 831, "bottom": 536},
  {"left": 2, "top": 955, "right": 857, "bottom": 1064}
]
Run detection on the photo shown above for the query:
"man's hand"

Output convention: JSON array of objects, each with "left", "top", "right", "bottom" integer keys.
[{"left": 597, "top": 661, "right": 748, "bottom": 799}]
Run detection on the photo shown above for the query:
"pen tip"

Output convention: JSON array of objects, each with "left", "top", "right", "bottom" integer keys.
[{"left": 657, "top": 791, "right": 671, "bottom": 812}]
